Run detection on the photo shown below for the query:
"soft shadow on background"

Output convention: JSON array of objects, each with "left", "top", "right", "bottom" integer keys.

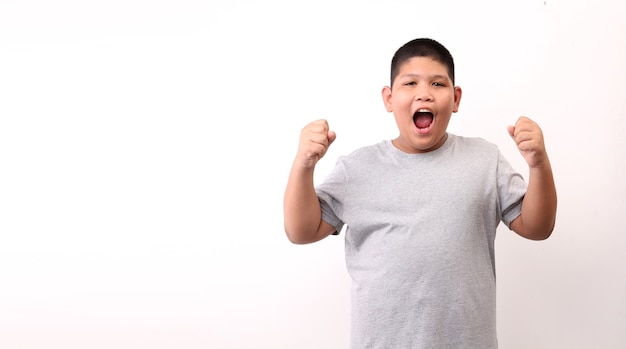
[{"left": 1, "top": 0, "right": 625, "bottom": 348}]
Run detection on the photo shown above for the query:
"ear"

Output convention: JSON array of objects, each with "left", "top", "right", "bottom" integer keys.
[
  {"left": 452, "top": 86, "right": 462, "bottom": 113},
  {"left": 381, "top": 86, "right": 393, "bottom": 112}
]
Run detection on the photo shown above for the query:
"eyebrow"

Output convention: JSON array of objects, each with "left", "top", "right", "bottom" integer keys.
[{"left": 400, "top": 73, "right": 449, "bottom": 80}]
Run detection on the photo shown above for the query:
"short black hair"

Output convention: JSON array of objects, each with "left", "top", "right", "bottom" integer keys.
[{"left": 390, "top": 38, "right": 455, "bottom": 87}]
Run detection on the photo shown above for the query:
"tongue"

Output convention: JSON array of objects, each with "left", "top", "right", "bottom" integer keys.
[{"left": 415, "top": 114, "right": 433, "bottom": 128}]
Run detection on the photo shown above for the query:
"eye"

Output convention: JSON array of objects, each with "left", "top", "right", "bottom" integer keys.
[
  {"left": 432, "top": 81, "right": 445, "bottom": 87},
  {"left": 404, "top": 81, "right": 417, "bottom": 86}
]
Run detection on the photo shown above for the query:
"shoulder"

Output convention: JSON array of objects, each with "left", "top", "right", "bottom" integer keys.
[
  {"left": 448, "top": 134, "right": 500, "bottom": 155},
  {"left": 449, "top": 133, "right": 497, "bottom": 149},
  {"left": 337, "top": 140, "right": 389, "bottom": 163}
]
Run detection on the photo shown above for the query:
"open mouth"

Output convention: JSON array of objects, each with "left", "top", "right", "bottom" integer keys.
[{"left": 413, "top": 109, "right": 434, "bottom": 130}]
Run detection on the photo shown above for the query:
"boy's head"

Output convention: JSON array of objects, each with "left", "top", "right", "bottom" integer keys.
[
  {"left": 381, "top": 38, "right": 462, "bottom": 154},
  {"left": 390, "top": 38, "right": 455, "bottom": 88}
]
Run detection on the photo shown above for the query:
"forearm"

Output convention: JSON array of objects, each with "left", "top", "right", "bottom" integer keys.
[
  {"left": 516, "top": 160, "right": 557, "bottom": 240},
  {"left": 283, "top": 165, "right": 324, "bottom": 243}
]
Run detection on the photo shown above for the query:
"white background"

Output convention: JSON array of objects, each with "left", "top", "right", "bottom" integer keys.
[{"left": 1, "top": 0, "right": 625, "bottom": 348}]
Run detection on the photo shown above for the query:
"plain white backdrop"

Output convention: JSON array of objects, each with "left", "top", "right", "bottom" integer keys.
[{"left": 1, "top": 0, "right": 625, "bottom": 348}]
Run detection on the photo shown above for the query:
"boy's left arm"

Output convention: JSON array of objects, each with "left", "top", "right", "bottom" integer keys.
[{"left": 508, "top": 116, "right": 557, "bottom": 240}]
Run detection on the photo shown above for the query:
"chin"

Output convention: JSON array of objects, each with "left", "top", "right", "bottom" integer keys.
[{"left": 412, "top": 134, "right": 446, "bottom": 151}]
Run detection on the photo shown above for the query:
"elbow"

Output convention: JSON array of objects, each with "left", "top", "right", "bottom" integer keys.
[
  {"left": 526, "top": 222, "right": 556, "bottom": 241},
  {"left": 512, "top": 216, "right": 556, "bottom": 241},
  {"left": 286, "top": 233, "right": 308, "bottom": 245},
  {"left": 284, "top": 228, "right": 316, "bottom": 245},
  {"left": 540, "top": 219, "right": 557, "bottom": 240},
  {"left": 529, "top": 230, "right": 552, "bottom": 241},
  {"left": 285, "top": 223, "right": 330, "bottom": 244}
]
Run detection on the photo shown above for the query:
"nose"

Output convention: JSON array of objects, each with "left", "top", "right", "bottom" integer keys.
[{"left": 414, "top": 86, "right": 433, "bottom": 101}]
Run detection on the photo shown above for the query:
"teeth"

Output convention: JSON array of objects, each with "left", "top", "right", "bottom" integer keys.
[{"left": 417, "top": 109, "right": 432, "bottom": 113}]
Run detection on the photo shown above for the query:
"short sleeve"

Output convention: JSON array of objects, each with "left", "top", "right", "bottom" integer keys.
[
  {"left": 496, "top": 152, "right": 528, "bottom": 228},
  {"left": 315, "top": 158, "right": 347, "bottom": 235}
]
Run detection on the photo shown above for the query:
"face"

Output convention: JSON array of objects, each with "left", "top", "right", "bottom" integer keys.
[{"left": 382, "top": 56, "right": 462, "bottom": 154}]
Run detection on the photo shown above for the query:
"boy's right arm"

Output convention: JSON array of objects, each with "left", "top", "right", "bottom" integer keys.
[{"left": 283, "top": 119, "right": 337, "bottom": 244}]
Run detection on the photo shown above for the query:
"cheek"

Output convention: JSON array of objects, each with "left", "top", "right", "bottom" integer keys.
[
  {"left": 441, "top": 96, "right": 456, "bottom": 112},
  {"left": 397, "top": 98, "right": 415, "bottom": 112}
]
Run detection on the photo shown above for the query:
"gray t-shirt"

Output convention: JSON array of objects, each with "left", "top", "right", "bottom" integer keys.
[{"left": 316, "top": 134, "right": 527, "bottom": 349}]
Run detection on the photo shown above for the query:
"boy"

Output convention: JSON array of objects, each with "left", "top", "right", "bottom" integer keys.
[{"left": 283, "top": 38, "right": 556, "bottom": 348}]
